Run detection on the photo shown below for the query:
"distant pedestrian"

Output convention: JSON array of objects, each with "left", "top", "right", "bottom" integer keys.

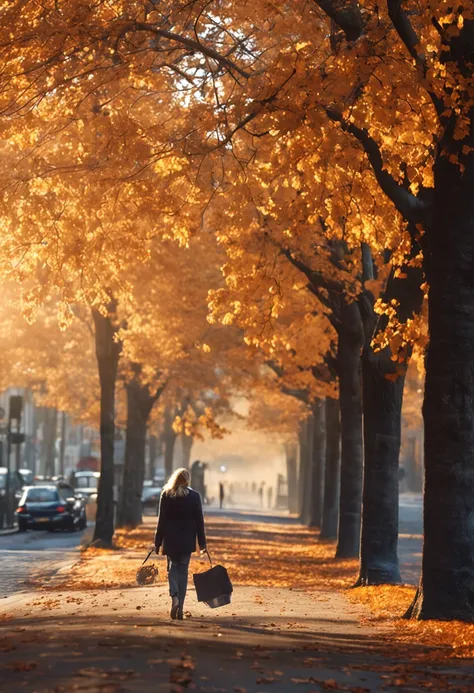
[
  {"left": 219, "top": 482, "right": 225, "bottom": 509},
  {"left": 267, "top": 486, "right": 273, "bottom": 510},
  {"left": 258, "top": 483, "right": 264, "bottom": 508},
  {"left": 155, "top": 468, "right": 207, "bottom": 620}
]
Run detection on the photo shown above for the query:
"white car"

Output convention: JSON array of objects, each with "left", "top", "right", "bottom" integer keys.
[{"left": 71, "top": 471, "right": 100, "bottom": 502}]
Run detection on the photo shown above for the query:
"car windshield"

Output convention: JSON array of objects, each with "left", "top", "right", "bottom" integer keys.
[
  {"left": 58, "top": 485, "right": 75, "bottom": 499},
  {"left": 26, "top": 488, "right": 59, "bottom": 503},
  {"left": 76, "top": 476, "right": 98, "bottom": 489}
]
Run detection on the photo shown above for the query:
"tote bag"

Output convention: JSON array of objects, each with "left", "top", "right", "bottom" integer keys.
[{"left": 193, "top": 552, "right": 233, "bottom": 608}]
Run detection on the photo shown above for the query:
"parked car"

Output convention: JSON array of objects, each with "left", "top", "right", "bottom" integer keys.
[
  {"left": 16, "top": 485, "right": 87, "bottom": 532},
  {"left": 18, "top": 469, "right": 34, "bottom": 487},
  {"left": 69, "top": 471, "right": 100, "bottom": 502},
  {"left": 141, "top": 485, "right": 162, "bottom": 515},
  {"left": 29, "top": 476, "right": 81, "bottom": 504}
]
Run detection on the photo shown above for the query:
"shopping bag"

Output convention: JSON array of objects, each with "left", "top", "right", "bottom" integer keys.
[{"left": 193, "top": 552, "right": 233, "bottom": 608}]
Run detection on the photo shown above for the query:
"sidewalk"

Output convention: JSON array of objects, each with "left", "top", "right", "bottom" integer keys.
[
  {"left": 2, "top": 580, "right": 474, "bottom": 692},
  {"left": 1, "top": 513, "right": 473, "bottom": 693}
]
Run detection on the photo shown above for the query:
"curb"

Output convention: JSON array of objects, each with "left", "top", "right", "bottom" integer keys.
[
  {"left": 80, "top": 525, "right": 94, "bottom": 547},
  {"left": 0, "top": 527, "right": 18, "bottom": 536},
  {"left": 54, "top": 560, "right": 80, "bottom": 576}
]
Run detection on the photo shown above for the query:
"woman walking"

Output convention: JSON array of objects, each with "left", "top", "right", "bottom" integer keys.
[{"left": 154, "top": 468, "right": 207, "bottom": 620}]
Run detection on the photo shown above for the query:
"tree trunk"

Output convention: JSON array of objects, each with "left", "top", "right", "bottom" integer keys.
[
  {"left": 92, "top": 305, "right": 122, "bottom": 547},
  {"left": 149, "top": 434, "right": 158, "bottom": 480},
  {"left": 284, "top": 441, "right": 299, "bottom": 513},
  {"left": 407, "top": 130, "right": 474, "bottom": 621},
  {"left": 358, "top": 259, "right": 424, "bottom": 585},
  {"left": 180, "top": 433, "right": 193, "bottom": 470},
  {"left": 117, "top": 377, "right": 157, "bottom": 529},
  {"left": 164, "top": 407, "right": 177, "bottom": 478},
  {"left": 298, "top": 418, "right": 311, "bottom": 520},
  {"left": 359, "top": 348, "right": 404, "bottom": 584},
  {"left": 321, "top": 397, "right": 340, "bottom": 540},
  {"left": 335, "top": 304, "right": 364, "bottom": 558},
  {"left": 307, "top": 399, "right": 325, "bottom": 527}
]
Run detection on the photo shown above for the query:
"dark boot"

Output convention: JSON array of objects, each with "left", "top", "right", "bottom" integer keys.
[{"left": 170, "top": 596, "right": 179, "bottom": 620}]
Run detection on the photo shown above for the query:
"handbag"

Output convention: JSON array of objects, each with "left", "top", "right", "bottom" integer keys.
[{"left": 193, "top": 551, "right": 233, "bottom": 608}]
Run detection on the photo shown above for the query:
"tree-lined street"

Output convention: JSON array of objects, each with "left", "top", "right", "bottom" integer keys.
[{"left": 0, "top": 0, "right": 473, "bottom": 690}]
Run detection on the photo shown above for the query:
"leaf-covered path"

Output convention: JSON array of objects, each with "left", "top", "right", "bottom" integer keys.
[
  {"left": 1, "top": 511, "right": 473, "bottom": 693},
  {"left": 3, "top": 580, "right": 472, "bottom": 693}
]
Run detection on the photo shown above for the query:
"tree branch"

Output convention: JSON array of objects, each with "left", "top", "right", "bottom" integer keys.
[
  {"left": 313, "top": 0, "right": 365, "bottom": 41},
  {"left": 386, "top": 0, "right": 443, "bottom": 116},
  {"left": 210, "top": 67, "right": 297, "bottom": 150},
  {"left": 265, "top": 361, "right": 310, "bottom": 404},
  {"left": 152, "top": 380, "right": 168, "bottom": 405},
  {"left": 326, "top": 107, "right": 431, "bottom": 224},
  {"left": 132, "top": 23, "right": 251, "bottom": 79},
  {"left": 265, "top": 232, "right": 343, "bottom": 298},
  {"left": 387, "top": 0, "right": 423, "bottom": 66}
]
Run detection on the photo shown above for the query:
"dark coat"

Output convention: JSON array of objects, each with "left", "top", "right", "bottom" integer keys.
[{"left": 154, "top": 487, "right": 206, "bottom": 557}]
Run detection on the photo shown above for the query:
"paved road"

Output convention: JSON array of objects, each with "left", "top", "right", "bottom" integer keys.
[{"left": 0, "top": 528, "right": 85, "bottom": 599}]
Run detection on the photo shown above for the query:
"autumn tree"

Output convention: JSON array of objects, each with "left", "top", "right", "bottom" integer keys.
[
  {"left": 1, "top": 0, "right": 473, "bottom": 619},
  {"left": 275, "top": 0, "right": 474, "bottom": 620},
  {"left": 114, "top": 231, "right": 260, "bottom": 527}
]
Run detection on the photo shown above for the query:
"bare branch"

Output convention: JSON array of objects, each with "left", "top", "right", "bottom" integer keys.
[
  {"left": 132, "top": 22, "right": 252, "bottom": 78},
  {"left": 210, "top": 67, "right": 297, "bottom": 150}
]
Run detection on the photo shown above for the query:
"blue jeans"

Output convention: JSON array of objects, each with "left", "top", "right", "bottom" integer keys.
[{"left": 167, "top": 553, "right": 191, "bottom": 607}]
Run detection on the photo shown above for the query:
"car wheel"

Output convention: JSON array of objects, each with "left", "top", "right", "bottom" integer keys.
[
  {"left": 80, "top": 515, "right": 87, "bottom": 530},
  {"left": 18, "top": 522, "right": 27, "bottom": 532}
]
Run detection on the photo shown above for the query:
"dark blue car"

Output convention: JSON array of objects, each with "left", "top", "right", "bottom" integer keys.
[{"left": 16, "top": 485, "right": 87, "bottom": 532}]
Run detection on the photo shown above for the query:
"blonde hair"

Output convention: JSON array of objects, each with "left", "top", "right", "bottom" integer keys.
[{"left": 162, "top": 467, "right": 191, "bottom": 498}]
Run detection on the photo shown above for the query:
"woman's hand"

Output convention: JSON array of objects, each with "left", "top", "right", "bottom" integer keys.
[{"left": 200, "top": 547, "right": 208, "bottom": 557}]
